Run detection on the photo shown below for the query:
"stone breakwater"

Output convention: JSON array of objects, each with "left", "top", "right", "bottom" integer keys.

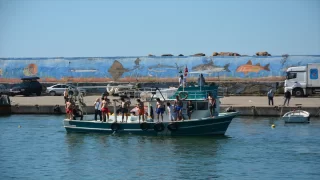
[{"left": 7, "top": 96, "right": 320, "bottom": 117}]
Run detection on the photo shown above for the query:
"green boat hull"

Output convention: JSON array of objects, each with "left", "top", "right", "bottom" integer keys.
[{"left": 63, "top": 112, "right": 238, "bottom": 136}]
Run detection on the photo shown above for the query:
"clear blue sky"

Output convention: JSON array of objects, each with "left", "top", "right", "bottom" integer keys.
[{"left": 0, "top": 0, "right": 319, "bottom": 57}]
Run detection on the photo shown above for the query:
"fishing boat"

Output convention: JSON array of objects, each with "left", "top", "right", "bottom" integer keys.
[
  {"left": 282, "top": 110, "right": 310, "bottom": 123},
  {"left": 63, "top": 85, "right": 239, "bottom": 136}
]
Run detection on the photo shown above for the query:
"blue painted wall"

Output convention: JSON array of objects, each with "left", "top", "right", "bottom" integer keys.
[{"left": 0, "top": 55, "right": 319, "bottom": 82}]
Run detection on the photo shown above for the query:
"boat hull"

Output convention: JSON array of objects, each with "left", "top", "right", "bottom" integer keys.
[
  {"left": 283, "top": 116, "right": 310, "bottom": 123},
  {"left": 282, "top": 110, "right": 310, "bottom": 123},
  {"left": 63, "top": 112, "right": 238, "bottom": 136}
]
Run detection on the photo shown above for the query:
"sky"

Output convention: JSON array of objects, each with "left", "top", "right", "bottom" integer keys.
[{"left": 0, "top": 0, "right": 319, "bottom": 57}]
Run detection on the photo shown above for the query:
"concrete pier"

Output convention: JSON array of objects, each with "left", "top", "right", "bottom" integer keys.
[{"left": 7, "top": 95, "right": 320, "bottom": 116}]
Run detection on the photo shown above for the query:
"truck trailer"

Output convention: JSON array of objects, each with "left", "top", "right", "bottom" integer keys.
[{"left": 284, "top": 63, "right": 320, "bottom": 97}]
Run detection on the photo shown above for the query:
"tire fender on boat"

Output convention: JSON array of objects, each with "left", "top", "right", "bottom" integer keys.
[
  {"left": 140, "top": 122, "right": 149, "bottom": 131},
  {"left": 111, "top": 122, "right": 120, "bottom": 131},
  {"left": 167, "top": 123, "right": 179, "bottom": 132},
  {"left": 53, "top": 105, "right": 61, "bottom": 113},
  {"left": 153, "top": 122, "right": 165, "bottom": 132},
  {"left": 178, "top": 91, "right": 188, "bottom": 100}
]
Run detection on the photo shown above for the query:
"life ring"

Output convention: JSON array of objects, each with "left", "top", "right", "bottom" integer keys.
[
  {"left": 178, "top": 91, "right": 188, "bottom": 100},
  {"left": 153, "top": 123, "right": 165, "bottom": 132},
  {"left": 140, "top": 122, "right": 149, "bottom": 131},
  {"left": 68, "top": 89, "right": 79, "bottom": 96},
  {"left": 167, "top": 123, "right": 179, "bottom": 132},
  {"left": 111, "top": 122, "right": 120, "bottom": 132},
  {"left": 68, "top": 89, "right": 74, "bottom": 96}
]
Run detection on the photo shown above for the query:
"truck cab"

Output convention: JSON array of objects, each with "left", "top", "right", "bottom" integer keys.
[{"left": 285, "top": 63, "right": 320, "bottom": 97}]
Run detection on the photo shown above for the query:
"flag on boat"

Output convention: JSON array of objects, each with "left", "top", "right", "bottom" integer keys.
[{"left": 184, "top": 66, "right": 188, "bottom": 77}]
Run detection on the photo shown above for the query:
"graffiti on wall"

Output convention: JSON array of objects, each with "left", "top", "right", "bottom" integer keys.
[{"left": 0, "top": 55, "right": 319, "bottom": 83}]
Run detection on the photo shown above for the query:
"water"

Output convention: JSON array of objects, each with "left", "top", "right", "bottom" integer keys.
[{"left": 1, "top": 115, "right": 320, "bottom": 180}]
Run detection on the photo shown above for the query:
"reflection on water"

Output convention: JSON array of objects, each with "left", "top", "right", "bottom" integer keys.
[{"left": 0, "top": 115, "right": 320, "bottom": 179}]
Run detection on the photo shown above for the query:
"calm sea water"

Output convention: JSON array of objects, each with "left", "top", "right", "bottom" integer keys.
[{"left": 1, "top": 115, "right": 320, "bottom": 180}]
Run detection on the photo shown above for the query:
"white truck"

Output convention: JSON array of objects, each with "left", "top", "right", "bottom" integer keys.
[{"left": 284, "top": 63, "right": 320, "bottom": 97}]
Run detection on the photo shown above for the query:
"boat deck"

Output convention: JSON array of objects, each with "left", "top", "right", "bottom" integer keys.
[{"left": 66, "top": 112, "right": 236, "bottom": 124}]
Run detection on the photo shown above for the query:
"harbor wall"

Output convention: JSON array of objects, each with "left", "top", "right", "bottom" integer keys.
[
  {"left": 9, "top": 105, "right": 320, "bottom": 117},
  {"left": 1, "top": 55, "right": 320, "bottom": 83}
]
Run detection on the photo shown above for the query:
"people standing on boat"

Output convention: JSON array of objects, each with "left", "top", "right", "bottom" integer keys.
[
  {"left": 198, "top": 74, "right": 206, "bottom": 87},
  {"left": 94, "top": 98, "right": 102, "bottom": 121},
  {"left": 136, "top": 99, "right": 145, "bottom": 123},
  {"left": 101, "top": 90, "right": 109, "bottom": 99},
  {"left": 187, "top": 100, "right": 195, "bottom": 120},
  {"left": 174, "top": 95, "right": 183, "bottom": 120},
  {"left": 63, "top": 89, "right": 68, "bottom": 103},
  {"left": 208, "top": 94, "right": 216, "bottom": 117},
  {"left": 100, "top": 96, "right": 110, "bottom": 122},
  {"left": 150, "top": 105, "right": 154, "bottom": 119},
  {"left": 65, "top": 99, "right": 73, "bottom": 120},
  {"left": 120, "top": 97, "right": 130, "bottom": 123},
  {"left": 156, "top": 98, "right": 165, "bottom": 122},
  {"left": 267, "top": 89, "right": 274, "bottom": 106},
  {"left": 73, "top": 105, "right": 83, "bottom": 120},
  {"left": 179, "top": 75, "right": 184, "bottom": 87},
  {"left": 283, "top": 90, "right": 291, "bottom": 106},
  {"left": 166, "top": 102, "right": 176, "bottom": 121}
]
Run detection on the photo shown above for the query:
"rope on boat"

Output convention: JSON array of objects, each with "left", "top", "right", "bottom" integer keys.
[{"left": 280, "top": 106, "right": 284, "bottom": 117}]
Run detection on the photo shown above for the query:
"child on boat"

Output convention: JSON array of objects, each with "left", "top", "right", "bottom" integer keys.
[{"left": 166, "top": 102, "right": 176, "bottom": 121}]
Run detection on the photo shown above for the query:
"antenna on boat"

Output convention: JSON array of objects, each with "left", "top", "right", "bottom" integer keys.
[{"left": 150, "top": 87, "right": 166, "bottom": 101}]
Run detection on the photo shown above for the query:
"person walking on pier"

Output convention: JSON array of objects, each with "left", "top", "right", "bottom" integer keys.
[
  {"left": 267, "top": 89, "right": 274, "bottom": 106},
  {"left": 283, "top": 90, "right": 291, "bottom": 106},
  {"left": 136, "top": 99, "right": 145, "bottom": 123},
  {"left": 94, "top": 98, "right": 102, "bottom": 121},
  {"left": 156, "top": 98, "right": 165, "bottom": 122}
]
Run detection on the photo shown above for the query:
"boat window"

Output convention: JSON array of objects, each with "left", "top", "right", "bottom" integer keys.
[
  {"left": 196, "top": 102, "right": 208, "bottom": 110},
  {"left": 286, "top": 72, "right": 297, "bottom": 79}
]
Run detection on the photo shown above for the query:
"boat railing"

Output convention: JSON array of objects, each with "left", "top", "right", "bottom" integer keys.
[
  {"left": 115, "top": 86, "right": 226, "bottom": 100},
  {"left": 218, "top": 87, "right": 227, "bottom": 97},
  {"left": 118, "top": 87, "right": 178, "bottom": 99}
]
